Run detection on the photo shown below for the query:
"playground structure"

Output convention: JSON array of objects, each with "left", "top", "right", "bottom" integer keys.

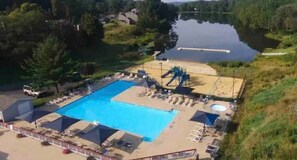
[
  {"left": 161, "top": 66, "right": 190, "bottom": 88},
  {"left": 127, "top": 60, "right": 245, "bottom": 99}
]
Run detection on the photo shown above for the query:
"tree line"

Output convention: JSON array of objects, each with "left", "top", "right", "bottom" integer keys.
[
  {"left": 0, "top": 0, "right": 178, "bottom": 92},
  {"left": 179, "top": 0, "right": 236, "bottom": 13},
  {"left": 179, "top": 0, "right": 297, "bottom": 32}
]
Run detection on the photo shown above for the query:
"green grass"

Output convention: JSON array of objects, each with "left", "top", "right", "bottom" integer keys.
[
  {"left": 217, "top": 31, "right": 297, "bottom": 159},
  {"left": 247, "top": 78, "right": 297, "bottom": 110}
]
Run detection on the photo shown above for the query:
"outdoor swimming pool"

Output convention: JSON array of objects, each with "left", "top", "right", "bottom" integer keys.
[
  {"left": 210, "top": 104, "right": 227, "bottom": 112},
  {"left": 56, "top": 80, "right": 178, "bottom": 142}
]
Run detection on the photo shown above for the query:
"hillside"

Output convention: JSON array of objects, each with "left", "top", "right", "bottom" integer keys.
[{"left": 210, "top": 32, "right": 297, "bottom": 159}]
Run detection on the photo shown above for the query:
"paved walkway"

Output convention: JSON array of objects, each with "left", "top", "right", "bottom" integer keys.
[{"left": 0, "top": 128, "right": 85, "bottom": 160}]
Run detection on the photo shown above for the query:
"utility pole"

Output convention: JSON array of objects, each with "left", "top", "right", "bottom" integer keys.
[{"left": 232, "top": 69, "right": 235, "bottom": 99}]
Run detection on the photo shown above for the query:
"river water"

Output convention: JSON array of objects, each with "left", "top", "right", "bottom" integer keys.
[{"left": 158, "top": 13, "right": 279, "bottom": 62}]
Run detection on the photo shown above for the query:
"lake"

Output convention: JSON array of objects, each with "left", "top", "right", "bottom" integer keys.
[{"left": 158, "top": 13, "right": 279, "bottom": 62}]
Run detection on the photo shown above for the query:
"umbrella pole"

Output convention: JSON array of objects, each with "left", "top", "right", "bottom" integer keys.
[
  {"left": 34, "top": 121, "right": 37, "bottom": 128},
  {"left": 203, "top": 124, "right": 206, "bottom": 133}
]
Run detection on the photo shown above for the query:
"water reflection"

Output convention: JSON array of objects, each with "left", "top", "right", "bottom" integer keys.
[{"left": 159, "top": 13, "right": 279, "bottom": 62}]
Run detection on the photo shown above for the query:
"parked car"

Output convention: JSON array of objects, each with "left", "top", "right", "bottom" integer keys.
[{"left": 23, "top": 84, "right": 45, "bottom": 97}]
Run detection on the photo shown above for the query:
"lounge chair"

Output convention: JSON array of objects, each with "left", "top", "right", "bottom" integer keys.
[
  {"left": 129, "top": 73, "right": 134, "bottom": 78},
  {"left": 206, "top": 145, "right": 218, "bottom": 154},
  {"left": 187, "top": 134, "right": 203, "bottom": 143},
  {"left": 179, "top": 97, "right": 185, "bottom": 105},
  {"left": 190, "top": 99, "right": 196, "bottom": 107},
  {"left": 174, "top": 97, "right": 182, "bottom": 105},
  {"left": 149, "top": 91, "right": 157, "bottom": 98},
  {"left": 167, "top": 96, "right": 173, "bottom": 103},
  {"left": 171, "top": 97, "right": 178, "bottom": 104},
  {"left": 191, "top": 129, "right": 204, "bottom": 135},
  {"left": 183, "top": 98, "right": 190, "bottom": 106},
  {"left": 138, "top": 92, "right": 146, "bottom": 97},
  {"left": 187, "top": 99, "right": 193, "bottom": 106},
  {"left": 188, "top": 132, "right": 202, "bottom": 138}
]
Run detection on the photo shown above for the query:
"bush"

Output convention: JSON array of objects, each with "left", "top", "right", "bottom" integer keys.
[
  {"left": 16, "top": 133, "right": 25, "bottom": 138},
  {"left": 86, "top": 156, "right": 96, "bottom": 160},
  {"left": 41, "top": 141, "right": 50, "bottom": 146},
  {"left": 119, "top": 52, "right": 141, "bottom": 61},
  {"left": 62, "top": 149, "right": 71, "bottom": 154}
]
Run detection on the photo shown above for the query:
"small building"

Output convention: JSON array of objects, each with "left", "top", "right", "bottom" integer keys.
[
  {"left": 118, "top": 9, "right": 139, "bottom": 25},
  {"left": 0, "top": 95, "right": 33, "bottom": 122}
]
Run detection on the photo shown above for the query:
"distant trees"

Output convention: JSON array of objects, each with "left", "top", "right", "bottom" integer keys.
[
  {"left": 179, "top": 0, "right": 236, "bottom": 13},
  {"left": 272, "top": 4, "right": 297, "bottom": 31},
  {"left": 232, "top": 0, "right": 297, "bottom": 30},
  {"left": 180, "top": 0, "right": 297, "bottom": 32},
  {"left": 22, "top": 35, "right": 79, "bottom": 93},
  {"left": 0, "top": 3, "right": 49, "bottom": 63},
  {"left": 137, "top": 0, "right": 178, "bottom": 33}
]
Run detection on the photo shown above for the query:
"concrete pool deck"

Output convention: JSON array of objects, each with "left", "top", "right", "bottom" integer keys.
[
  {"left": 6, "top": 74, "right": 235, "bottom": 160},
  {"left": 0, "top": 128, "right": 85, "bottom": 160}
]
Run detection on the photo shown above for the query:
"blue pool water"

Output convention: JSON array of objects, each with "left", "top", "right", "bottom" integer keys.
[
  {"left": 56, "top": 80, "right": 178, "bottom": 142},
  {"left": 210, "top": 104, "right": 227, "bottom": 112}
]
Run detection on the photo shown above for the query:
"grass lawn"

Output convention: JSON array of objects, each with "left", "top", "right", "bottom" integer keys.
[{"left": 216, "top": 32, "right": 297, "bottom": 159}]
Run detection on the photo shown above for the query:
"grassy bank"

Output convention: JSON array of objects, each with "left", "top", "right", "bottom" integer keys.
[{"left": 210, "top": 33, "right": 297, "bottom": 159}]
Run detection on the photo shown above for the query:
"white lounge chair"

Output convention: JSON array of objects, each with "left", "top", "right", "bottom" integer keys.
[
  {"left": 174, "top": 97, "right": 182, "bottom": 105},
  {"left": 183, "top": 97, "right": 190, "bottom": 106},
  {"left": 191, "top": 129, "right": 204, "bottom": 135},
  {"left": 171, "top": 97, "right": 178, "bottom": 104},
  {"left": 187, "top": 134, "right": 203, "bottom": 143},
  {"left": 167, "top": 96, "right": 173, "bottom": 103},
  {"left": 129, "top": 73, "right": 134, "bottom": 78}
]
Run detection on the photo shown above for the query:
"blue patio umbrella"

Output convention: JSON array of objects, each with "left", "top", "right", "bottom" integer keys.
[
  {"left": 15, "top": 109, "right": 52, "bottom": 128},
  {"left": 190, "top": 110, "right": 219, "bottom": 127},
  {"left": 79, "top": 125, "right": 118, "bottom": 146},
  {"left": 138, "top": 78, "right": 156, "bottom": 88},
  {"left": 175, "top": 87, "right": 193, "bottom": 96},
  {"left": 42, "top": 116, "right": 79, "bottom": 133}
]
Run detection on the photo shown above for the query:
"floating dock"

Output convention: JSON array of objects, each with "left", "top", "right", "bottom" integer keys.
[
  {"left": 177, "top": 47, "right": 231, "bottom": 53},
  {"left": 262, "top": 52, "right": 287, "bottom": 56}
]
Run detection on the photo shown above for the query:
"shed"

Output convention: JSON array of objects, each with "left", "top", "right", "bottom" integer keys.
[{"left": 0, "top": 95, "right": 33, "bottom": 122}]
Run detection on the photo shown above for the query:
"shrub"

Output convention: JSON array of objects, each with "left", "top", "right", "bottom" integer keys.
[
  {"left": 16, "top": 133, "right": 25, "bottom": 138},
  {"left": 41, "top": 141, "right": 50, "bottom": 146},
  {"left": 62, "top": 149, "right": 71, "bottom": 154},
  {"left": 87, "top": 156, "right": 96, "bottom": 160},
  {"left": 119, "top": 52, "right": 141, "bottom": 61}
]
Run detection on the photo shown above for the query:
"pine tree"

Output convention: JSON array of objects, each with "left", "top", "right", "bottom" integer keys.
[{"left": 22, "top": 35, "right": 79, "bottom": 93}]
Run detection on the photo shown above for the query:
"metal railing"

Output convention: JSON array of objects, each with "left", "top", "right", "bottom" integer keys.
[{"left": 131, "top": 148, "right": 197, "bottom": 160}]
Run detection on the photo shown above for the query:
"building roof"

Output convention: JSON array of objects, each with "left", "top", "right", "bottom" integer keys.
[{"left": 0, "top": 95, "right": 32, "bottom": 111}]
